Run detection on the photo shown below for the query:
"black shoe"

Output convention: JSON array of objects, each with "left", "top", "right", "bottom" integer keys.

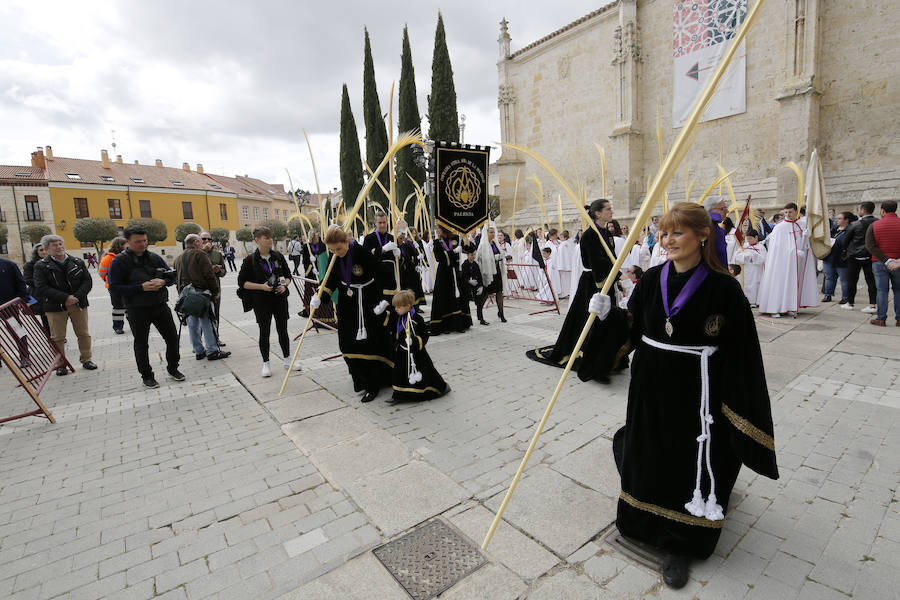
[
  {"left": 838, "top": 298, "right": 847, "bottom": 305},
  {"left": 822, "top": 295, "right": 832, "bottom": 302},
  {"left": 299, "top": 309, "right": 310, "bottom": 318},
  {"left": 114, "top": 328, "right": 125, "bottom": 335},
  {"left": 207, "top": 350, "right": 231, "bottom": 361},
  {"left": 361, "top": 391, "right": 377, "bottom": 403},
  {"left": 216, "top": 339, "right": 226, "bottom": 347},
  {"left": 479, "top": 319, "right": 490, "bottom": 326},
  {"left": 142, "top": 377, "right": 160, "bottom": 389},
  {"left": 20, "top": 357, "right": 31, "bottom": 369},
  {"left": 196, "top": 352, "right": 206, "bottom": 360},
  {"left": 167, "top": 369, "right": 185, "bottom": 382},
  {"left": 499, "top": 313, "right": 507, "bottom": 323},
  {"left": 81, "top": 361, "right": 98, "bottom": 370},
  {"left": 440, "top": 384, "right": 452, "bottom": 397},
  {"left": 56, "top": 367, "right": 68, "bottom": 376},
  {"left": 662, "top": 554, "right": 690, "bottom": 589}
]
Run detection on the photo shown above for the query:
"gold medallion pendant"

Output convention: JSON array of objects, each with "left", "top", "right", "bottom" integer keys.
[
  {"left": 347, "top": 288, "right": 354, "bottom": 297},
  {"left": 665, "top": 319, "right": 674, "bottom": 337}
]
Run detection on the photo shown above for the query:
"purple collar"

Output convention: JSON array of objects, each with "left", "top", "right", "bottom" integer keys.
[
  {"left": 397, "top": 308, "right": 416, "bottom": 334},
  {"left": 661, "top": 261, "right": 709, "bottom": 322},
  {"left": 339, "top": 239, "right": 355, "bottom": 285},
  {"left": 375, "top": 231, "right": 389, "bottom": 248}
]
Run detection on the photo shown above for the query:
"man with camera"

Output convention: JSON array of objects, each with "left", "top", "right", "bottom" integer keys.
[
  {"left": 200, "top": 231, "right": 227, "bottom": 347},
  {"left": 107, "top": 226, "right": 183, "bottom": 388},
  {"left": 174, "top": 234, "right": 230, "bottom": 362},
  {"left": 33, "top": 234, "right": 96, "bottom": 375}
]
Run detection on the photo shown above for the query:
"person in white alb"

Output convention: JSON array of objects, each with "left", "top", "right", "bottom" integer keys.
[
  {"left": 732, "top": 229, "right": 767, "bottom": 307},
  {"left": 756, "top": 203, "right": 819, "bottom": 317}
]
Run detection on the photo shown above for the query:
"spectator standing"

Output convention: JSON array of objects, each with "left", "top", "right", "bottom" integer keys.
[
  {"left": 0, "top": 257, "right": 29, "bottom": 305},
  {"left": 822, "top": 211, "right": 856, "bottom": 303},
  {"left": 223, "top": 242, "right": 237, "bottom": 272},
  {"left": 32, "top": 234, "right": 96, "bottom": 375},
  {"left": 238, "top": 226, "right": 302, "bottom": 377},
  {"left": 865, "top": 201, "right": 900, "bottom": 326},
  {"left": 23, "top": 243, "right": 50, "bottom": 332},
  {"left": 201, "top": 231, "right": 227, "bottom": 347},
  {"left": 98, "top": 237, "right": 128, "bottom": 334},
  {"left": 174, "top": 234, "right": 230, "bottom": 361},
  {"left": 107, "top": 227, "right": 183, "bottom": 388},
  {"left": 842, "top": 201, "right": 878, "bottom": 312},
  {"left": 287, "top": 235, "right": 304, "bottom": 275}
]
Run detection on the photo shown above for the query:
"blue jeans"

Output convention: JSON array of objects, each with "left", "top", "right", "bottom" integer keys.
[
  {"left": 872, "top": 261, "right": 900, "bottom": 321},
  {"left": 187, "top": 316, "right": 218, "bottom": 354},
  {"left": 822, "top": 261, "right": 849, "bottom": 299}
]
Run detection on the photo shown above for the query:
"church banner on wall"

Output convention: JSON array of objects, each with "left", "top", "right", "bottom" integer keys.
[
  {"left": 672, "top": 0, "right": 748, "bottom": 128},
  {"left": 434, "top": 142, "right": 490, "bottom": 235}
]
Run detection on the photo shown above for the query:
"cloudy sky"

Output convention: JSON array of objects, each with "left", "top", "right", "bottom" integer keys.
[{"left": 0, "top": 0, "right": 612, "bottom": 192}]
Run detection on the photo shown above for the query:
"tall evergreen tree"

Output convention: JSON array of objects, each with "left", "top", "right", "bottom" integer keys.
[
  {"left": 428, "top": 12, "right": 460, "bottom": 143},
  {"left": 397, "top": 25, "right": 425, "bottom": 222},
  {"left": 339, "top": 84, "right": 365, "bottom": 212},
  {"left": 362, "top": 28, "right": 390, "bottom": 212}
]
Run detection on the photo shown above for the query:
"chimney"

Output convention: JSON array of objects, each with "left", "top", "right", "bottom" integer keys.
[
  {"left": 196, "top": 163, "right": 204, "bottom": 174},
  {"left": 116, "top": 155, "right": 123, "bottom": 164},
  {"left": 155, "top": 159, "right": 163, "bottom": 167},
  {"left": 45, "top": 145, "right": 54, "bottom": 160},
  {"left": 101, "top": 149, "right": 111, "bottom": 168},
  {"left": 31, "top": 147, "right": 46, "bottom": 169},
  {"left": 182, "top": 162, "right": 190, "bottom": 172}
]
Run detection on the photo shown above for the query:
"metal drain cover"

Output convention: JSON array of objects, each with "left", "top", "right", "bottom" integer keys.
[
  {"left": 373, "top": 519, "right": 487, "bottom": 600},
  {"left": 602, "top": 525, "right": 665, "bottom": 573}
]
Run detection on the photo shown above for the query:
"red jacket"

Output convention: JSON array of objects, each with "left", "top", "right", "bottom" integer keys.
[{"left": 867, "top": 212, "right": 900, "bottom": 262}]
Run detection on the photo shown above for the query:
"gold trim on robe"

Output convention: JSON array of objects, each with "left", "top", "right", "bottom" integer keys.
[{"left": 620, "top": 491, "right": 725, "bottom": 529}]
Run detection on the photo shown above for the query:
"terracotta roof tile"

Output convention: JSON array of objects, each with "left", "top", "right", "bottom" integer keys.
[
  {"left": 44, "top": 156, "right": 218, "bottom": 191},
  {"left": 0, "top": 165, "right": 47, "bottom": 182}
]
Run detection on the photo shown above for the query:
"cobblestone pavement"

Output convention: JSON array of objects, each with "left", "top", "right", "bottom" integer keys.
[{"left": 2, "top": 270, "right": 898, "bottom": 599}]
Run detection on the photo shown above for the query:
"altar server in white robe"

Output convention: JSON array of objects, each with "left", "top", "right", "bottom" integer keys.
[
  {"left": 732, "top": 230, "right": 767, "bottom": 307},
  {"left": 757, "top": 203, "right": 819, "bottom": 316}
]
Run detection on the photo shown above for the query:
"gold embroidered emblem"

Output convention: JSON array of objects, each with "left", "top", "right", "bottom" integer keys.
[
  {"left": 704, "top": 314, "right": 724, "bottom": 337},
  {"left": 352, "top": 264, "right": 363, "bottom": 277}
]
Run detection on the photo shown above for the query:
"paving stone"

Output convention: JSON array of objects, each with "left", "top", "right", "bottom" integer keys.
[
  {"left": 283, "top": 528, "right": 328, "bottom": 558},
  {"left": 274, "top": 551, "right": 406, "bottom": 600},
  {"left": 439, "top": 562, "right": 526, "bottom": 600},
  {"left": 265, "top": 389, "right": 344, "bottom": 424},
  {"left": 485, "top": 466, "right": 615, "bottom": 556},
  {"left": 314, "top": 430, "right": 411, "bottom": 485},
  {"left": 281, "top": 407, "right": 377, "bottom": 452},
  {"left": 527, "top": 569, "right": 621, "bottom": 600},
  {"left": 548, "top": 436, "right": 621, "bottom": 498}
]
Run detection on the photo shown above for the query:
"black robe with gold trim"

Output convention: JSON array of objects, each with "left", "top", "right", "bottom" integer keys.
[
  {"left": 388, "top": 310, "right": 448, "bottom": 401},
  {"left": 616, "top": 263, "right": 778, "bottom": 559},
  {"left": 321, "top": 241, "right": 393, "bottom": 394},
  {"left": 398, "top": 240, "right": 426, "bottom": 306},
  {"left": 363, "top": 231, "right": 401, "bottom": 303},
  {"left": 429, "top": 235, "right": 472, "bottom": 335}
]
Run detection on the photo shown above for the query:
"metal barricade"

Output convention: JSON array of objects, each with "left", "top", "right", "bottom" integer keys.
[
  {"left": 0, "top": 298, "right": 63, "bottom": 424},
  {"left": 292, "top": 274, "right": 337, "bottom": 336},
  {"left": 502, "top": 263, "right": 560, "bottom": 315}
]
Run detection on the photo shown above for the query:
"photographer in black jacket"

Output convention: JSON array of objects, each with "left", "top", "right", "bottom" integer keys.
[
  {"left": 842, "top": 201, "right": 879, "bottom": 313},
  {"left": 33, "top": 234, "right": 96, "bottom": 375},
  {"left": 238, "top": 226, "right": 301, "bottom": 378},
  {"left": 107, "top": 226, "right": 183, "bottom": 389}
]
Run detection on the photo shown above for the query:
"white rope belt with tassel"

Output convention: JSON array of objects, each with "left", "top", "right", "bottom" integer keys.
[
  {"left": 346, "top": 278, "right": 374, "bottom": 341},
  {"left": 641, "top": 335, "right": 724, "bottom": 521}
]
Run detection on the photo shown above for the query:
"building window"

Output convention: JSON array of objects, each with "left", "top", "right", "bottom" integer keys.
[
  {"left": 182, "top": 202, "right": 194, "bottom": 220},
  {"left": 274, "top": 208, "right": 279, "bottom": 219},
  {"left": 74, "top": 198, "right": 89, "bottom": 218},
  {"left": 171, "top": 180, "right": 184, "bottom": 187},
  {"left": 253, "top": 206, "right": 260, "bottom": 221},
  {"left": 262, "top": 208, "right": 269, "bottom": 220},
  {"left": 66, "top": 172, "right": 82, "bottom": 180},
  {"left": 108, "top": 199, "right": 122, "bottom": 219},
  {"left": 99, "top": 175, "right": 115, "bottom": 182},
  {"left": 219, "top": 203, "right": 228, "bottom": 221},
  {"left": 131, "top": 177, "right": 145, "bottom": 183},
  {"left": 0, "top": 242, "right": 7, "bottom": 254},
  {"left": 241, "top": 206, "right": 249, "bottom": 220},
  {"left": 24, "top": 196, "right": 41, "bottom": 221},
  {"left": 139, "top": 200, "right": 152, "bottom": 218}
]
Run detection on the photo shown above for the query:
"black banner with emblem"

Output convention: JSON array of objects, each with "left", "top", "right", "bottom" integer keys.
[{"left": 434, "top": 142, "right": 490, "bottom": 235}]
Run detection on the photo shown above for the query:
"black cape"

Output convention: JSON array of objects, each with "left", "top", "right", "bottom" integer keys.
[
  {"left": 527, "top": 226, "right": 627, "bottom": 380},
  {"left": 398, "top": 240, "right": 426, "bottom": 306},
  {"left": 429, "top": 235, "right": 472, "bottom": 335},
  {"left": 363, "top": 231, "right": 401, "bottom": 302},
  {"left": 321, "top": 241, "right": 393, "bottom": 394},
  {"left": 388, "top": 310, "right": 448, "bottom": 401},
  {"left": 615, "top": 263, "right": 778, "bottom": 559}
]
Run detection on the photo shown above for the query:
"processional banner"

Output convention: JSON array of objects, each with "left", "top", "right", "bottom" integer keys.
[
  {"left": 434, "top": 142, "right": 490, "bottom": 235},
  {"left": 673, "top": 0, "right": 748, "bottom": 128}
]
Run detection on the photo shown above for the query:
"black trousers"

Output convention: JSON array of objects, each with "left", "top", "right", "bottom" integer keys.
[
  {"left": 290, "top": 255, "right": 302, "bottom": 275},
  {"left": 253, "top": 297, "right": 290, "bottom": 361},
  {"left": 226, "top": 257, "right": 237, "bottom": 271},
  {"left": 126, "top": 303, "right": 180, "bottom": 379},
  {"left": 846, "top": 259, "right": 877, "bottom": 305}
]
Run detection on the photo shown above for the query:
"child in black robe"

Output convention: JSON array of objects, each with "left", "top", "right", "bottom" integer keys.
[
  {"left": 460, "top": 246, "right": 489, "bottom": 325},
  {"left": 388, "top": 290, "right": 449, "bottom": 402}
]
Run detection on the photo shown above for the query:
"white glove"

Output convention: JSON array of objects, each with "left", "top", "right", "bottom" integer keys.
[
  {"left": 476, "top": 287, "right": 483, "bottom": 296},
  {"left": 373, "top": 300, "right": 389, "bottom": 315},
  {"left": 589, "top": 292, "right": 611, "bottom": 321},
  {"left": 381, "top": 242, "right": 400, "bottom": 257},
  {"left": 405, "top": 336, "right": 412, "bottom": 348},
  {"left": 415, "top": 265, "right": 426, "bottom": 274},
  {"left": 310, "top": 295, "right": 322, "bottom": 309},
  {"left": 454, "top": 245, "right": 463, "bottom": 254},
  {"left": 468, "top": 278, "right": 478, "bottom": 286},
  {"left": 797, "top": 249, "right": 805, "bottom": 258}
]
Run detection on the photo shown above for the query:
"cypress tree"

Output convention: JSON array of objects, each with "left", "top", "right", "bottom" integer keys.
[
  {"left": 362, "top": 28, "right": 390, "bottom": 212},
  {"left": 339, "top": 84, "right": 365, "bottom": 212},
  {"left": 428, "top": 12, "right": 460, "bottom": 143},
  {"left": 397, "top": 25, "right": 425, "bottom": 222}
]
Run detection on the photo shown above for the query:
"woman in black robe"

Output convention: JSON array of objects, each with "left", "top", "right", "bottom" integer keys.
[
  {"left": 317, "top": 226, "right": 392, "bottom": 403},
  {"left": 482, "top": 226, "right": 507, "bottom": 323},
  {"left": 528, "top": 199, "right": 622, "bottom": 374},
  {"left": 429, "top": 225, "right": 472, "bottom": 335},
  {"left": 387, "top": 290, "right": 449, "bottom": 401},
  {"left": 607, "top": 203, "right": 778, "bottom": 588},
  {"left": 397, "top": 230, "right": 426, "bottom": 307}
]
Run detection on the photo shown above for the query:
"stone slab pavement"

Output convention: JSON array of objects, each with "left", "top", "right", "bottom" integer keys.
[{"left": 1, "top": 269, "right": 898, "bottom": 599}]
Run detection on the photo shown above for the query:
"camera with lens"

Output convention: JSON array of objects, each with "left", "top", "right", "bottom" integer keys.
[{"left": 155, "top": 266, "right": 176, "bottom": 278}]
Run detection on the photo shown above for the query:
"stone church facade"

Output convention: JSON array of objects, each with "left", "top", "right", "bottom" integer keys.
[{"left": 496, "top": 0, "right": 900, "bottom": 228}]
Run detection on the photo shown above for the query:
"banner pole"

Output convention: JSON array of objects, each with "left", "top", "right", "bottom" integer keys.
[{"left": 482, "top": 0, "right": 767, "bottom": 550}]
